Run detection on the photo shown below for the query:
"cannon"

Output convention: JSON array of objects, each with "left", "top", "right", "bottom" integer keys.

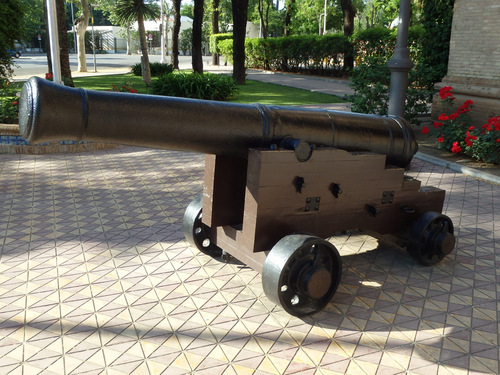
[{"left": 19, "top": 77, "right": 455, "bottom": 316}]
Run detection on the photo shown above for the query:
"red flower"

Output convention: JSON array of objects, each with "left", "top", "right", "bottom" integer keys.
[
  {"left": 437, "top": 137, "right": 444, "bottom": 143},
  {"left": 422, "top": 126, "right": 429, "bottom": 134},
  {"left": 482, "top": 123, "right": 493, "bottom": 132},
  {"left": 449, "top": 113, "right": 459, "bottom": 120},
  {"left": 45, "top": 72, "right": 53, "bottom": 80},
  {"left": 496, "top": 139, "right": 500, "bottom": 143},
  {"left": 129, "top": 88, "right": 138, "bottom": 93},
  {"left": 439, "top": 86, "right": 454, "bottom": 100},
  {"left": 12, "top": 101, "right": 18, "bottom": 106},
  {"left": 438, "top": 113, "right": 449, "bottom": 121},
  {"left": 433, "top": 121, "right": 443, "bottom": 128},
  {"left": 451, "top": 142, "right": 462, "bottom": 154}
]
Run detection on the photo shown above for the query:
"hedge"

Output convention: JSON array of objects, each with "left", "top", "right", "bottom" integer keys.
[{"left": 216, "top": 26, "right": 425, "bottom": 77}]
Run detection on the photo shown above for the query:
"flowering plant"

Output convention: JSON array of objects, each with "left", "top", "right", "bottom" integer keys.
[
  {"left": 465, "top": 115, "right": 500, "bottom": 164},
  {"left": 108, "top": 83, "right": 138, "bottom": 93},
  {"left": 44, "top": 72, "right": 73, "bottom": 86},
  {"left": 423, "top": 86, "right": 500, "bottom": 164},
  {"left": 0, "top": 79, "right": 22, "bottom": 124}
]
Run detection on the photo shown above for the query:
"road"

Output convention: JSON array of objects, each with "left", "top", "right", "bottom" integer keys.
[{"left": 11, "top": 52, "right": 215, "bottom": 81}]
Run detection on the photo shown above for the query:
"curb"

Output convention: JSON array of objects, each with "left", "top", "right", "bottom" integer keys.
[{"left": 415, "top": 151, "right": 500, "bottom": 186}]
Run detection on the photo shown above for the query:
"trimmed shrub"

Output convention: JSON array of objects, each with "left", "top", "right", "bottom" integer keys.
[
  {"left": 131, "top": 62, "right": 174, "bottom": 77},
  {"left": 218, "top": 34, "right": 350, "bottom": 76},
  {"left": 151, "top": 72, "right": 238, "bottom": 101},
  {"left": 209, "top": 33, "right": 232, "bottom": 55}
]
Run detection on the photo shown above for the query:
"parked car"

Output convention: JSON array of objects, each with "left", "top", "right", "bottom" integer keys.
[{"left": 8, "top": 49, "right": 21, "bottom": 58}]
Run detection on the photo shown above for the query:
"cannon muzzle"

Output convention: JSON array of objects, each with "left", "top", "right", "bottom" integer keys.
[{"left": 19, "top": 76, "right": 417, "bottom": 167}]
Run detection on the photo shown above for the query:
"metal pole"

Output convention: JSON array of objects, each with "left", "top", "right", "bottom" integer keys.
[
  {"left": 160, "top": 0, "right": 165, "bottom": 63},
  {"left": 70, "top": 2, "right": 77, "bottom": 54},
  {"left": 387, "top": 0, "right": 414, "bottom": 118},
  {"left": 46, "top": 0, "right": 62, "bottom": 84},
  {"left": 91, "top": 5, "right": 97, "bottom": 72}
]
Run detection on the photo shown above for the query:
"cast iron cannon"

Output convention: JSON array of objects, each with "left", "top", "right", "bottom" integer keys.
[{"left": 19, "top": 76, "right": 455, "bottom": 316}]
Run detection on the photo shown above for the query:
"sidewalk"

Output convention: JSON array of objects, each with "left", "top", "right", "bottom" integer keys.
[{"left": 1, "top": 63, "right": 499, "bottom": 375}]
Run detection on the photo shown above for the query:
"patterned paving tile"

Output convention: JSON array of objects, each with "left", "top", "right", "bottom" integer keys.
[{"left": 0, "top": 147, "right": 499, "bottom": 374}]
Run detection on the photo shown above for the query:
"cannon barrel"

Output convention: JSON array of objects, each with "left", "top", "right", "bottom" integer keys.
[{"left": 19, "top": 76, "right": 418, "bottom": 167}]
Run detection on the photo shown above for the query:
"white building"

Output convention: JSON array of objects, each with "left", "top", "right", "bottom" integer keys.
[{"left": 84, "top": 16, "right": 193, "bottom": 54}]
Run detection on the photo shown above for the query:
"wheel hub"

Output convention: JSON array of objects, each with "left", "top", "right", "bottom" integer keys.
[
  {"left": 302, "top": 267, "right": 332, "bottom": 299},
  {"left": 433, "top": 231, "right": 455, "bottom": 256}
]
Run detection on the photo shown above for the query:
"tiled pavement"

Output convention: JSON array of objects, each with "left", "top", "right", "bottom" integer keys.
[{"left": 0, "top": 146, "right": 499, "bottom": 375}]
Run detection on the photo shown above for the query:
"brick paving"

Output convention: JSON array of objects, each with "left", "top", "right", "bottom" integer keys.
[{"left": 1, "top": 145, "right": 498, "bottom": 374}]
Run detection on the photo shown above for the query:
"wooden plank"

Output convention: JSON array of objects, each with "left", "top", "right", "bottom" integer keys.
[{"left": 203, "top": 155, "right": 248, "bottom": 227}]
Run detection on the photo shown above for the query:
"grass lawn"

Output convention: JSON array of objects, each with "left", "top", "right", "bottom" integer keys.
[{"left": 71, "top": 73, "right": 346, "bottom": 106}]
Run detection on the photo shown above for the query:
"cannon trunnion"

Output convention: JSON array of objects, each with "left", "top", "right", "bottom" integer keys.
[{"left": 19, "top": 77, "right": 455, "bottom": 317}]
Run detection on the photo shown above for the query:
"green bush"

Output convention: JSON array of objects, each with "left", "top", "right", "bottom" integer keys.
[
  {"left": 0, "top": 80, "right": 22, "bottom": 124},
  {"left": 209, "top": 33, "right": 232, "bottom": 55},
  {"left": 151, "top": 72, "right": 238, "bottom": 101},
  {"left": 131, "top": 62, "right": 174, "bottom": 77},
  {"left": 218, "top": 34, "right": 350, "bottom": 76},
  {"left": 352, "top": 26, "right": 425, "bottom": 66},
  {"left": 347, "top": 56, "right": 430, "bottom": 124}
]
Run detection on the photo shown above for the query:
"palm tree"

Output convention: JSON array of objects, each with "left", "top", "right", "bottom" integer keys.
[{"left": 116, "top": 0, "right": 159, "bottom": 86}]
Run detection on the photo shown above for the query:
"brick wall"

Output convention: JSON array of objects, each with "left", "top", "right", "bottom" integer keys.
[
  {"left": 432, "top": 0, "right": 500, "bottom": 126},
  {"left": 447, "top": 1, "right": 500, "bottom": 81}
]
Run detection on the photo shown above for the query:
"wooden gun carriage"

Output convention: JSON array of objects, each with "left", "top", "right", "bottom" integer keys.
[{"left": 19, "top": 77, "right": 455, "bottom": 316}]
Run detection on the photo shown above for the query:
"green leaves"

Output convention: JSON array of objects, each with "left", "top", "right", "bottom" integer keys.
[
  {"left": 151, "top": 72, "right": 238, "bottom": 101},
  {"left": 115, "top": 0, "right": 159, "bottom": 24}
]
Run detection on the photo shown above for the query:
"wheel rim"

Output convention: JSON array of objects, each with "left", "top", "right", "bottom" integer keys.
[
  {"left": 408, "top": 212, "right": 455, "bottom": 265},
  {"left": 183, "top": 195, "right": 222, "bottom": 257},
  {"left": 262, "top": 235, "right": 342, "bottom": 317}
]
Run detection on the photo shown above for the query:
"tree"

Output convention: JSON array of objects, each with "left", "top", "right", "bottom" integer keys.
[
  {"left": 211, "top": 0, "right": 220, "bottom": 65},
  {"left": 172, "top": 0, "right": 182, "bottom": 69},
  {"left": 57, "top": 0, "right": 74, "bottom": 85},
  {"left": 232, "top": 0, "right": 249, "bottom": 84},
  {"left": 289, "top": 0, "right": 342, "bottom": 35},
  {"left": 0, "top": 0, "right": 23, "bottom": 80},
  {"left": 257, "top": 0, "right": 271, "bottom": 38},
  {"left": 74, "top": 0, "right": 90, "bottom": 72},
  {"left": 420, "top": 0, "right": 454, "bottom": 87},
  {"left": 284, "top": 0, "right": 295, "bottom": 36},
  {"left": 116, "top": 0, "right": 159, "bottom": 86},
  {"left": 192, "top": 0, "right": 204, "bottom": 73},
  {"left": 340, "top": 0, "right": 356, "bottom": 70}
]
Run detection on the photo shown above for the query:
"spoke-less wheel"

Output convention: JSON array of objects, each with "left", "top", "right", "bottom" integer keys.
[
  {"left": 262, "top": 234, "right": 342, "bottom": 317},
  {"left": 183, "top": 195, "right": 222, "bottom": 257},
  {"left": 407, "top": 212, "right": 455, "bottom": 266}
]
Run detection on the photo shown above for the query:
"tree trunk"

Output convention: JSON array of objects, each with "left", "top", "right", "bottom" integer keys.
[
  {"left": 284, "top": 0, "right": 295, "bottom": 36},
  {"left": 75, "top": 0, "right": 89, "bottom": 72},
  {"left": 340, "top": 0, "right": 356, "bottom": 71},
  {"left": 258, "top": 0, "right": 267, "bottom": 38},
  {"left": 232, "top": 0, "right": 249, "bottom": 84},
  {"left": 171, "top": 0, "right": 181, "bottom": 69},
  {"left": 126, "top": 24, "right": 131, "bottom": 55},
  {"left": 56, "top": 0, "right": 73, "bottom": 86},
  {"left": 211, "top": 0, "right": 220, "bottom": 66},
  {"left": 192, "top": 0, "right": 204, "bottom": 73},
  {"left": 137, "top": 12, "right": 152, "bottom": 86}
]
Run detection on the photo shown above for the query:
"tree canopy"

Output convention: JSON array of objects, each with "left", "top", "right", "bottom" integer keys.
[{"left": 0, "top": 0, "right": 24, "bottom": 80}]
